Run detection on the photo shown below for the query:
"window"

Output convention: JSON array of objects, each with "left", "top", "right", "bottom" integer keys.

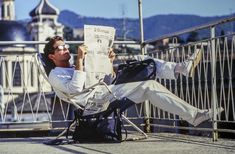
[
  {"left": 7, "top": 4, "right": 10, "bottom": 17},
  {"left": 12, "top": 62, "right": 22, "bottom": 87}
]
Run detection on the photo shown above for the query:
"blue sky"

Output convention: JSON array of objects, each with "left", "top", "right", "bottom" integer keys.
[{"left": 15, "top": 0, "right": 235, "bottom": 20}]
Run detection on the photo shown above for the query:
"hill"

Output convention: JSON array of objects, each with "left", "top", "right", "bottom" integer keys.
[{"left": 58, "top": 10, "right": 231, "bottom": 41}]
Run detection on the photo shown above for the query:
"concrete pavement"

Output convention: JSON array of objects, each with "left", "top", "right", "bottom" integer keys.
[{"left": 0, "top": 133, "right": 235, "bottom": 154}]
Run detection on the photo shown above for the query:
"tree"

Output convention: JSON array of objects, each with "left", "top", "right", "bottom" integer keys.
[
  {"left": 63, "top": 26, "right": 73, "bottom": 41},
  {"left": 186, "top": 31, "right": 199, "bottom": 43}
]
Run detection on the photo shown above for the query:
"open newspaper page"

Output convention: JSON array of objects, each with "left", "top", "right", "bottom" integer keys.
[
  {"left": 83, "top": 25, "right": 115, "bottom": 115},
  {"left": 84, "top": 25, "right": 116, "bottom": 87}
]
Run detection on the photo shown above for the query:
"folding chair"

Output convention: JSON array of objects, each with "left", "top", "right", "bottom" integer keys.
[{"left": 36, "top": 52, "right": 148, "bottom": 142}]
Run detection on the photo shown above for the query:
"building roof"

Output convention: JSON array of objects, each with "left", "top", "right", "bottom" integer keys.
[
  {"left": 29, "top": 0, "right": 59, "bottom": 17},
  {"left": 0, "top": 20, "right": 31, "bottom": 41}
]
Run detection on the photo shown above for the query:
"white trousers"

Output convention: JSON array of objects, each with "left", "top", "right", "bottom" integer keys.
[
  {"left": 154, "top": 59, "right": 177, "bottom": 79},
  {"left": 109, "top": 80, "right": 200, "bottom": 125}
]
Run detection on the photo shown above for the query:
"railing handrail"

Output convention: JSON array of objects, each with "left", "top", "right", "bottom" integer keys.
[{"left": 144, "top": 15, "right": 235, "bottom": 44}]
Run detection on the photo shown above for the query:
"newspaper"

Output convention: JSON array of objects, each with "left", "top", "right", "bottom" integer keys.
[
  {"left": 84, "top": 25, "right": 116, "bottom": 87},
  {"left": 82, "top": 85, "right": 112, "bottom": 116}
]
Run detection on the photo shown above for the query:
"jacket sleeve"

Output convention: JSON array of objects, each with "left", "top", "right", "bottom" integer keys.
[{"left": 49, "top": 70, "right": 86, "bottom": 94}]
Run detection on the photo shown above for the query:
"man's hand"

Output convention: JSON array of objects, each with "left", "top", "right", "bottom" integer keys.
[
  {"left": 76, "top": 44, "right": 87, "bottom": 71},
  {"left": 77, "top": 44, "right": 87, "bottom": 60},
  {"left": 108, "top": 48, "right": 116, "bottom": 63}
]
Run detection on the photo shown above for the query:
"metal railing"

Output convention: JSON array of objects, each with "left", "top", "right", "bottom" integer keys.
[
  {"left": 0, "top": 16, "right": 234, "bottom": 140},
  {"left": 143, "top": 16, "right": 235, "bottom": 140}
]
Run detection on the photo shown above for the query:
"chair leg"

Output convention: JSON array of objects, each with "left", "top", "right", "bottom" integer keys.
[{"left": 121, "top": 115, "right": 148, "bottom": 140}]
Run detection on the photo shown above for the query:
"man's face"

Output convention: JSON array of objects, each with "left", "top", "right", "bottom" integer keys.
[{"left": 48, "top": 40, "right": 71, "bottom": 64}]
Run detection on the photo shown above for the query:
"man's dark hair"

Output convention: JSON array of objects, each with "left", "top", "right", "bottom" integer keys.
[
  {"left": 42, "top": 36, "right": 64, "bottom": 75},
  {"left": 43, "top": 36, "right": 64, "bottom": 57}
]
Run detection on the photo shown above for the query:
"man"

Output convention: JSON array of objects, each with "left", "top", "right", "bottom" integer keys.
[{"left": 44, "top": 36, "right": 223, "bottom": 126}]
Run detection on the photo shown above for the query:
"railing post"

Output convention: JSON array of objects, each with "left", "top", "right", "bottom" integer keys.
[
  {"left": 138, "top": 0, "right": 145, "bottom": 55},
  {"left": 138, "top": 0, "right": 150, "bottom": 133},
  {"left": 210, "top": 26, "right": 218, "bottom": 141}
]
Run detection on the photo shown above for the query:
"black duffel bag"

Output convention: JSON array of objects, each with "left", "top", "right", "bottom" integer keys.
[
  {"left": 113, "top": 58, "right": 156, "bottom": 85},
  {"left": 70, "top": 108, "right": 125, "bottom": 143},
  {"left": 43, "top": 107, "right": 126, "bottom": 145}
]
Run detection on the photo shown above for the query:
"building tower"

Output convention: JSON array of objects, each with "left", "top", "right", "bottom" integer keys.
[
  {"left": 0, "top": 0, "right": 15, "bottom": 20},
  {"left": 29, "top": 0, "right": 63, "bottom": 52}
]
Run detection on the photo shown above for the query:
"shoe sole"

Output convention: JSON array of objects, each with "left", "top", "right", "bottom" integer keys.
[{"left": 189, "top": 49, "right": 202, "bottom": 77}]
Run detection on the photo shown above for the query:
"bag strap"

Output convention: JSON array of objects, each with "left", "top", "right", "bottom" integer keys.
[
  {"left": 142, "top": 59, "right": 156, "bottom": 80},
  {"left": 66, "top": 109, "right": 84, "bottom": 139},
  {"left": 43, "top": 138, "right": 74, "bottom": 145}
]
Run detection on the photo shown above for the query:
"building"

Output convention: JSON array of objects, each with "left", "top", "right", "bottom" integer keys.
[
  {"left": 28, "top": 0, "right": 63, "bottom": 52},
  {"left": 0, "top": 0, "right": 63, "bottom": 122}
]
